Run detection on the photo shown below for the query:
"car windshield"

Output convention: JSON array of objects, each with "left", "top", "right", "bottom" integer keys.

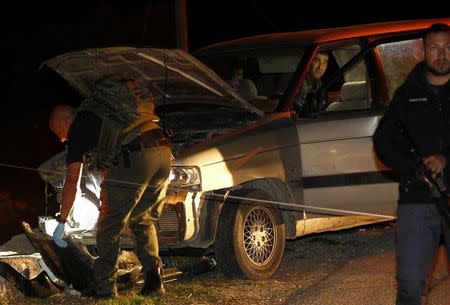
[{"left": 194, "top": 46, "right": 306, "bottom": 110}]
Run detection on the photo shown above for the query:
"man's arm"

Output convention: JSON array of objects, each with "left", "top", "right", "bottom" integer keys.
[
  {"left": 59, "top": 162, "right": 83, "bottom": 223},
  {"left": 373, "top": 90, "right": 416, "bottom": 175}
]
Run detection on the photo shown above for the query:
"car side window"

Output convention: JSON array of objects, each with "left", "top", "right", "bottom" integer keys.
[
  {"left": 303, "top": 44, "right": 371, "bottom": 113},
  {"left": 376, "top": 39, "right": 423, "bottom": 102}
]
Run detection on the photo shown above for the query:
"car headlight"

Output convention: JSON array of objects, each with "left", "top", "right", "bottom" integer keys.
[{"left": 169, "top": 166, "right": 201, "bottom": 187}]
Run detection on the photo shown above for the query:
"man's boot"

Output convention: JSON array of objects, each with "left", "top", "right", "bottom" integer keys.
[{"left": 139, "top": 266, "right": 165, "bottom": 297}]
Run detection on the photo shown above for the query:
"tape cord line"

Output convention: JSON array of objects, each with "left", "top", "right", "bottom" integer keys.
[{"left": 0, "top": 162, "right": 396, "bottom": 219}]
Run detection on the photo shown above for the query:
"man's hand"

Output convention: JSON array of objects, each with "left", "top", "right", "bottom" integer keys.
[
  {"left": 423, "top": 153, "right": 447, "bottom": 178},
  {"left": 53, "top": 222, "right": 68, "bottom": 248}
]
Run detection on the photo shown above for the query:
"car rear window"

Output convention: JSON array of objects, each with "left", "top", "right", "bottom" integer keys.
[{"left": 376, "top": 39, "right": 424, "bottom": 102}]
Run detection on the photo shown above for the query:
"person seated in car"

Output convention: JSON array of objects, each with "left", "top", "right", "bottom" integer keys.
[
  {"left": 294, "top": 51, "right": 329, "bottom": 113},
  {"left": 229, "top": 66, "right": 244, "bottom": 91}
]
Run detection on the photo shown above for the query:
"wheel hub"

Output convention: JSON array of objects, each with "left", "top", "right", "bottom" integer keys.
[{"left": 251, "top": 225, "right": 267, "bottom": 248}]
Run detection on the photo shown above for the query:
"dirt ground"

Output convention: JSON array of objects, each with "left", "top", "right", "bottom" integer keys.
[
  {"left": 0, "top": 223, "right": 398, "bottom": 305},
  {"left": 158, "top": 224, "right": 396, "bottom": 305}
]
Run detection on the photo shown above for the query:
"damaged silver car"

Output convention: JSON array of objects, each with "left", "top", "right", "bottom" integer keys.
[{"left": 16, "top": 19, "right": 450, "bottom": 290}]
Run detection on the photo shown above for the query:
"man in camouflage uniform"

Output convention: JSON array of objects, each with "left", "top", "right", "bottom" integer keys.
[{"left": 48, "top": 76, "right": 172, "bottom": 298}]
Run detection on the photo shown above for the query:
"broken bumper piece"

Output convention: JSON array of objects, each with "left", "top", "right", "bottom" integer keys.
[{"left": 0, "top": 222, "right": 216, "bottom": 298}]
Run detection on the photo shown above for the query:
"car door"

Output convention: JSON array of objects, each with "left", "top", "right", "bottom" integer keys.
[
  {"left": 295, "top": 42, "right": 396, "bottom": 218},
  {"left": 296, "top": 36, "right": 426, "bottom": 220},
  {"left": 298, "top": 108, "right": 394, "bottom": 217}
]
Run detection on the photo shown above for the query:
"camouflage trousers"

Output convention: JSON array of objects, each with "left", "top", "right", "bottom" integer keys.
[{"left": 92, "top": 145, "right": 172, "bottom": 295}]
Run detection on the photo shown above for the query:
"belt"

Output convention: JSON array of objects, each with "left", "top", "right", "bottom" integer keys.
[{"left": 124, "top": 129, "right": 170, "bottom": 152}]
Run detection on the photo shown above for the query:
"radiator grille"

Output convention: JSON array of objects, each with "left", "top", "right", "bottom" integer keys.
[{"left": 158, "top": 208, "right": 179, "bottom": 235}]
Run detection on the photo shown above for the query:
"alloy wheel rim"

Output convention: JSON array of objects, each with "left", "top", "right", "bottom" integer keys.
[{"left": 242, "top": 206, "right": 277, "bottom": 266}]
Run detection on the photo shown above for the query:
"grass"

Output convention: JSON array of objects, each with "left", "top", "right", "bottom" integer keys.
[
  {"left": 0, "top": 274, "right": 227, "bottom": 305},
  {"left": 0, "top": 293, "right": 160, "bottom": 305},
  {"left": 0, "top": 276, "right": 160, "bottom": 305}
]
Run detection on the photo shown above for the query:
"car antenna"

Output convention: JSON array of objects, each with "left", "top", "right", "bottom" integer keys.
[{"left": 162, "top": 56, "right": 168, "bottom": 135}]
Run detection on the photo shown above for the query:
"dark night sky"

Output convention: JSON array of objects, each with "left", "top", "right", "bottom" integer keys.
[
  {"left": 188, "top": 2, "right": 448, "bottom": 51},
  {"left": 5, "top": 2, "right": 449, "bottom": 53},
  {"left": 0, "top": 0, "right": 447, "bottom": 243}
]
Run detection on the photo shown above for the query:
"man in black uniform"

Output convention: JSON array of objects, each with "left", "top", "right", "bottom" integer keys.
[
  {"left": 48, "top": 77, "right": 172, "bottom": 299},
  {"left": 373, "top": 23, "right": 450, "bottom": 305}
]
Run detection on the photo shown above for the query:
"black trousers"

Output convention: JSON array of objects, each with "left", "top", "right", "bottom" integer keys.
[{"left": 396, "top": 203, "right": 450, "bottom": 305}]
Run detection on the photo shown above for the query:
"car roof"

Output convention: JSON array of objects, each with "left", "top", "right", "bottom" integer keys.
[{"left": 193, "top": 18, "right": 450, "bottom": 54}]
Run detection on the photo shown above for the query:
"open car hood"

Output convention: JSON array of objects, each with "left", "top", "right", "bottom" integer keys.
[{"left": 43, "top": 47, "right": 262, "bottom": 115}]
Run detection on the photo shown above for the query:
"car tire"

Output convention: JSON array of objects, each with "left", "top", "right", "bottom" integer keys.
[{"left": 215, "top": 189, "right": 285, "bottom": 280}]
